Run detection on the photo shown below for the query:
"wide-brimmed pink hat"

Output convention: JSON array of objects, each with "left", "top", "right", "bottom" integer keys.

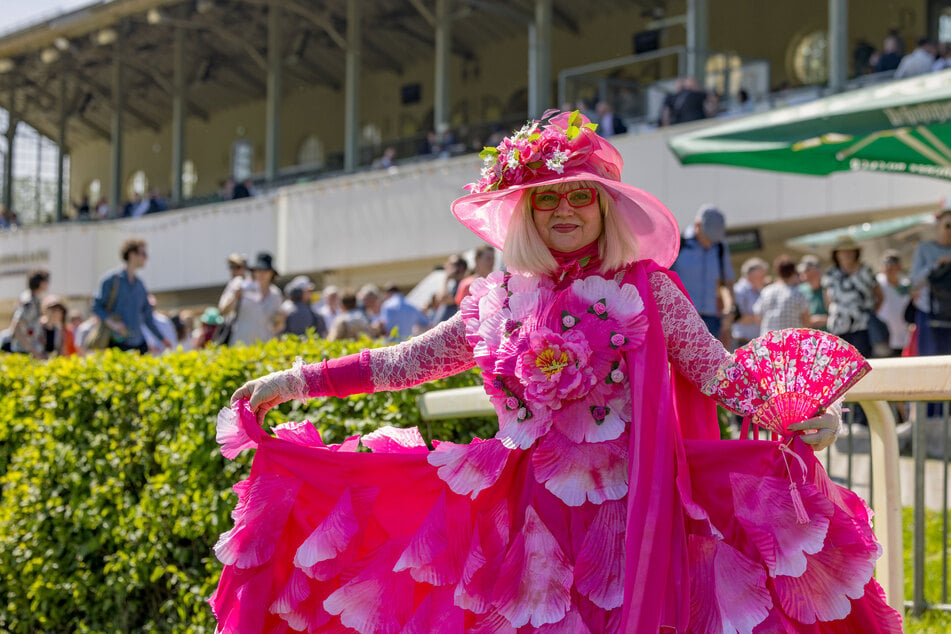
[{"left": 451, "top": 110, "right": 680, "bottom": 268}]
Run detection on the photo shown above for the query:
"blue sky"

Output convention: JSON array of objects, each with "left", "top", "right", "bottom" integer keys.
[{"left": 2, "top": 0, "right": 97, "bottom": 36}]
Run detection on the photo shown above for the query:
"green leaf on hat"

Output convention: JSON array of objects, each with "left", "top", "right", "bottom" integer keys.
[{"left": 479, "top": 147, "right": 499, "bottom": 160}]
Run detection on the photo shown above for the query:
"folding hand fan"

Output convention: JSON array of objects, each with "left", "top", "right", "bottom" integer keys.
[{"left": 731, "top": 329, "right": 871, "bottom": 436}]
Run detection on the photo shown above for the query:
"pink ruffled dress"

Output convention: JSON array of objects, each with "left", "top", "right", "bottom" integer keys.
[{"left": 210, "top": 260, "right": 902, "bottom": 633}]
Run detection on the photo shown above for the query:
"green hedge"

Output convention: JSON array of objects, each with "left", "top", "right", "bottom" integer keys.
[{"left": 0, "top": 337, "right": 488, "bottom": 633}]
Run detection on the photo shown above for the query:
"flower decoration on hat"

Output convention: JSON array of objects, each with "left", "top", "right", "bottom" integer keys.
[{"left": 466, "top": 110, "right": 600, "bottom": 194}]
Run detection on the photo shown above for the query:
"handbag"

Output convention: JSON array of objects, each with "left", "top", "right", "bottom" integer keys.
[
  {"left": 212, "top": 293, "right": 241, "bottom": 346},
  {"left": 86, "top": 275, "right": 120, "bottom": 350},
  {"left": 867, "top": 312, "right": 890, "bottom": 346},
  {"left": 904, "top": 301, "right": 917, "bottom": 325}
]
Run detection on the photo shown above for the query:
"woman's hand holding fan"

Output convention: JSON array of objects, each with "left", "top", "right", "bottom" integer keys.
[
  {"left": 787, "top": 408, "right": 841, "bottom": 451},
  {"left": 706, "top": 328, "right": 870, "bottom": 449}
]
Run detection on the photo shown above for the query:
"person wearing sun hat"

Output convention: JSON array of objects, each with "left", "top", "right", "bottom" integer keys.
[
  {"left": 214, "top": 111, "right": 900, "bottom": 633},
  {"left": 218, "top": 251, "right": 284, "bottom": 346},
  {"left": 821, "top": 235, "right": 882, "bottom": 358}
]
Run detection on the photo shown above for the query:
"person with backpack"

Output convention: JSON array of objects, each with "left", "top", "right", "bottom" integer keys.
[
  {"left": 670, "top": 204, "right": 736, "bottom": 344},
  {"left": 910, "top": 200, "right": 951, "bottom": 356}
]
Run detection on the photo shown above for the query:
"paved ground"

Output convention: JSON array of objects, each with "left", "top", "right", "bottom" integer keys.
[{"left": 823, "top": 422, "right": 951, "bottom": 511}]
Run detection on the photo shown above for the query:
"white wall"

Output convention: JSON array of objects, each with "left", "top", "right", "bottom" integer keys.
[{"left": 2, "top": 120, "right": 948, "bottom": 315}]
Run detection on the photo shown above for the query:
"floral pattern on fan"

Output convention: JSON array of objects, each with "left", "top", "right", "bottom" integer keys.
[{"left": 703, "top": 328, "right": 871, "bottom": 434}]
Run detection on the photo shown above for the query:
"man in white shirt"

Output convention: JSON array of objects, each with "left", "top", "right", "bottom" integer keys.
[{"left": 895, "top": 38, "right": 937, "bottom": 79}]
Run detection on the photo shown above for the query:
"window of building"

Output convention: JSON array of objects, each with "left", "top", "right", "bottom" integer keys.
[
  {"left": 705, "top": 53, "right": 743, "bottom": 98},
  {"left": 87, "top": 178, "right": 101, "bottom": 204},
  {"left": 297, "top": 135, "right": 324, "bottom": 169},
  {"left": 362, "top": 124, "right": 382, "bottom": 148},
  {"left": 790, "top": 30, "right": 829, "bottom": 85},
  {"left": 183, "top": 160, "right": 197, "bottom": 198},
  {"left": 128, "top": 170, "right": 148, "bottom": 199},
  {"left": 941, "top": 10, "right": 951, "bottom": 42}
]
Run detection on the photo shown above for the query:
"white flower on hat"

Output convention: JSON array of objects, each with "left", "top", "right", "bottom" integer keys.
[
  {"left": 512, "top": 121, "right": 538, "bottom": 140},
  {"left": 545, "top": 150, "right": 569, "bottom": 174},
  {"left": 506, "top": 150, "right": 521, "bottom": 171}
]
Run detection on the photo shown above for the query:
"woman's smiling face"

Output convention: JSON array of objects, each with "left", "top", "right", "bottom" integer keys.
[{"left": 531, "top": 183, "right": 602, "bottom": 253}]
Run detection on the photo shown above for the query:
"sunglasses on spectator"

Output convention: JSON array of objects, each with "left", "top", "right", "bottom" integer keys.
[{"left": 531, "top": 187, "right": 597, "bottom": 212}]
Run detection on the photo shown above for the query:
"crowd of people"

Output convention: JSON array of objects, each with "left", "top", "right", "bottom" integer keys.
[
  {"left": 3, "top": 197, "right": 948, "bottom": 369},
  {"left": 0, "top": 241, "right": 501, "bottom": 359},
  {"left": 855, "top": 32, "right": 951, "bottom": 78},
  {"left": 669, "top": 201, "right": 951, "bottom": 364}
]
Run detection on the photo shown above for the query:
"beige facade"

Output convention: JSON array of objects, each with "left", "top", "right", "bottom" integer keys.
[
  {"left": 0, "top": 0, "right": 943, "bottom": 322},
  {"left": 66, "top": 1, "right": 930, "bottom": 203}
]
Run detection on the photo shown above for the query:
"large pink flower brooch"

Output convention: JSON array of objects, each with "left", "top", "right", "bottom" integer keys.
[{"left": 463, "top": 272, "right": 649, "bottom": 449}]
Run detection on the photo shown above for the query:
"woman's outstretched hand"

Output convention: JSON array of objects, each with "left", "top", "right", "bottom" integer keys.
[
  {"left": 231, "top": 368, "right": 307, "bottom": 421},
  {"left": 787, "top": 410, "right": 841, "bottom": 451}
]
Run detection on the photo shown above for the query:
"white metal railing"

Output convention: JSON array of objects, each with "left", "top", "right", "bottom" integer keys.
[{"left": 417, "top": 356, "right": 951, "bottom": 615}]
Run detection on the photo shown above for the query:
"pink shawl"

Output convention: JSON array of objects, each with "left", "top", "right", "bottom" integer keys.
[{"left": 620, "top": 260, "right": 720, "bottom": 632}]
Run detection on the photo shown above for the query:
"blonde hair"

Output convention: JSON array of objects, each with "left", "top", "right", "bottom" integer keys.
[{"left": 503, "top": 181, "right": 639, "bottom": 276}]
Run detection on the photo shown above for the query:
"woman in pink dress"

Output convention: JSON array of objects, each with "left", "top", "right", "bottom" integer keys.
[{"left": 212, "top": 111, "right": 902, "bottom": 633}]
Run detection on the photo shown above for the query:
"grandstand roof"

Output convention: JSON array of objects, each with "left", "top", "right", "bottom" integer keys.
[{"left": 0, "top": 0, "right": 648, "bottom": 147}]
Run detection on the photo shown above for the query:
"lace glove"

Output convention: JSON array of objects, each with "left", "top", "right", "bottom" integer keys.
[
  {"left": 231, "top": 314, "right": 474, "bottom": 421},
  {"left": 787, "top": 398, "right": 842, "bottom": 451},
  {"left": 650, "top": 271, "right": 843, "bottom": 452},
  {"left": 650, "top": 271, "right": 730, "bottom": 389},
  {"left": 231, "top": 359, "right": 309, "bottom": 421}
]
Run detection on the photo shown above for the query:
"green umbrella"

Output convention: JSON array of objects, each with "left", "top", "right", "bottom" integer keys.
[
  {"left": 786, "top": 212, "right": 933, "bottom": 249},
  {"left": 668, "top": 69, "right": 951, "bottom": 180}
]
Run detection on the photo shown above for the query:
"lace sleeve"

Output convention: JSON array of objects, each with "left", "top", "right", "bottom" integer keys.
[
  {"left": 649, "top": 271, "right": 731, "bottom": 391},
  {"left": 368, "top": 312, "right": 476, "bottom": 391}
]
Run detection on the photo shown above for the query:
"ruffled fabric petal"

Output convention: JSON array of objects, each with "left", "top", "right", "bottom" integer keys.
[
  {"left": 272, "top": 419, "right": 325, "bottom": 447},
  {"left": 361, "top": 425, "right": 429, "bottom": 453},
  {"left": 294, "top": 488, "right": 360, "bottom": 577},
  {"left": 323, "top": 542, "right": 415, "bottom": 634},
  {"left": 214, "top": 473, "right": 301, "bottom": 569},
  {"left": 492, "top": 506, "right": 573, "bottom": 628},
  {"left": 216, "top": 405, "right": 260, "bottom": 459},
  {"left": 496, "top": 405, "right": 552, "bottom": 450},
  {"left": 210, "top": 564, "right": 277, "bottom": 634},
  {"left": 393, "top": 491, "right": 470, "bottom": 585},
  {"left": 556, "top": 392, "right": 627, "bottom": 444},
  {"left": 570, "top": 276, "right": 645, "bottom": 323},
  {"left": 469, "top": 611, "right": 518, "bottom": 634},
  {"left": 573, "top": 499, "right": 625, "bottom": 609},
  {"left": 536, "top": 607, "right": 593, "bottom": 633},
  {"left": 688, "top": 534, "right": 772, "bottom": 634},
  {"left": 772, "top": 512, "right": 882, "bottom": 624},
  {"left": 267, "top": 568, "right": 327, "bottom": 632},
  {"left": 402, "top": 586, "right": 466, "bottom": 634},
  {"left": 454, "top": 499, "right": 512, "bottom": 615},
  {"left": 532, "top": 430, "right": 628, "bottom": 506},
  {"left": 427, "top": 437, "right": 513, "bottom": 498},
  {"left": 732, "top": 473, "right": 832, "bottom": 577}
]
